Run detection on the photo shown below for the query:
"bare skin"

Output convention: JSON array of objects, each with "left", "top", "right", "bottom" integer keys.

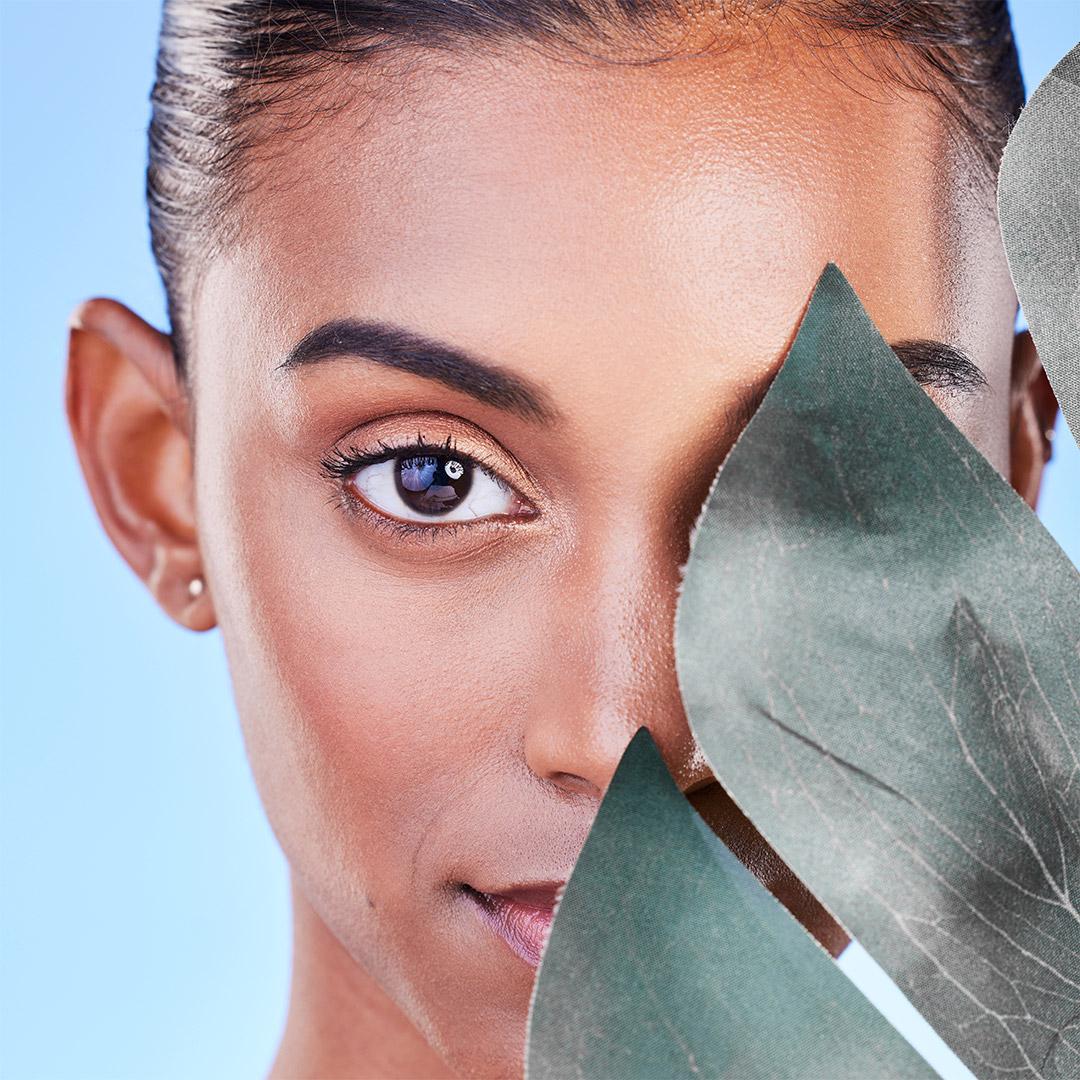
[{"left": 66, "top": 23, "right": 1056, "bottom": 1080}]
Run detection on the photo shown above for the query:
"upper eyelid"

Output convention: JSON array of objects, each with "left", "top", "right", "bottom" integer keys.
[
  {"left": 321, "top": 438, "right": 511, "bottom": 487},
  {"left": 319, "top": 414, "right": 543, "bottom": 500}
]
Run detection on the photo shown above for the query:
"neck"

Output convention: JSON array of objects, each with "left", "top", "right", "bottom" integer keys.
[{"left": 268, "top": 876, "right": 456, "bottom": 1080}]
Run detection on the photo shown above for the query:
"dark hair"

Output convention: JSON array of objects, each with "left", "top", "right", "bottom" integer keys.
[{"left": 148, "top": 0, "right": 1024, "bottom": 378}]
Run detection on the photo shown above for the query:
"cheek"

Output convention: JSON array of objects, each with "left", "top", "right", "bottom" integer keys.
[
  {"left": 193, "top": 407, "right": 574, "bottom": 1070},
  {"left": 198, "top": 443, "right": 556, "bottom": 908}
]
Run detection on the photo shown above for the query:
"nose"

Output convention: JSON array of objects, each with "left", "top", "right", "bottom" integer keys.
[{"left": 522, "top": 525, "right": 711, "bottom": 800}]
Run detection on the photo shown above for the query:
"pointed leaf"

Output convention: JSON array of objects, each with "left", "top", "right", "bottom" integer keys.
[
  {"left": 676, "top": 264, "right": 1080, "bottom": 1079},
  {"left": 998, "top": 41, "right": 1080, "bottom": 448},
  {"left": 526, "top": 728, "right": 934, "bottom": 1079}
]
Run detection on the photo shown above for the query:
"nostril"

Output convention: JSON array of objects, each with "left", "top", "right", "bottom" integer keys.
[{"left": 547, "top": 771, "right": 602, "bottom": 799}]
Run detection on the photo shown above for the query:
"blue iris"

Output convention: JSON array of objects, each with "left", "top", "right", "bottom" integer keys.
[{"left": 396, "top": 455, "right": 472, "bottom": 515}]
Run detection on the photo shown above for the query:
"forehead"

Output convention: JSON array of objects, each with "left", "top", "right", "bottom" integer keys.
[{"left": 194, "top": 33, "right": 1014, "bottom": 449}]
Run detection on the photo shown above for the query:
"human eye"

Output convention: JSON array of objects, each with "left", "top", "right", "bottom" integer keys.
[{"left": 319, "top": 426, "right": 538, "bottom": 537}]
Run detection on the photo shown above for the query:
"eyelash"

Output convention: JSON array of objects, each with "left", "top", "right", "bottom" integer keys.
[{"left": 318, "top": 431, "right": 525, "bottom": 541}]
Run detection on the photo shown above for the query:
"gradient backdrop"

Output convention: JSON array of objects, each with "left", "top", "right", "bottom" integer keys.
[{"left": 2, "top": 2, "right": 1078, "bottom": 1077}]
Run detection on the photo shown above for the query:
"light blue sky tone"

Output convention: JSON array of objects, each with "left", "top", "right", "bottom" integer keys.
[{"left": 2, "top": 2, "right": 1078, "bottom": 1077}]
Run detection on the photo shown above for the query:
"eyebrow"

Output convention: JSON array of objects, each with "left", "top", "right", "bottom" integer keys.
[
  {"left": 890, "top": 339, "right": 989, "bottom": 395},
  {"left": 276, "top": 318, "right": 560, "bottom": 424},
  {"left": 721, "top": 338, "right": 987, "bottom": 437},
  {"left": 276, "top": 319, "right": 987, "bottom": 429}
]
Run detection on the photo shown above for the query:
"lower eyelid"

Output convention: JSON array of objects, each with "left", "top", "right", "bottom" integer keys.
[{"left": 341, "top": 490, "right": 526, "bottom": 548}]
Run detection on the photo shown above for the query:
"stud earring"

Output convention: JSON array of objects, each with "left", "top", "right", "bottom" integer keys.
[{"left": 187, "top": 575, "right": 205, "bottom": 599}]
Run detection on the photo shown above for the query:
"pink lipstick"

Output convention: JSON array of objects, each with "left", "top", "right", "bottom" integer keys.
[{"left": 465, "top": 882, "right": 562, "bottom": 967}]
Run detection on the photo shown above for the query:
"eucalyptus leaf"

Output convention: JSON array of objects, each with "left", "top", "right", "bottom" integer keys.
[
  {"left": 675, "top": 264, "right": 1080, "bottom": 1079},
  {"left": 998, "top": 40, "right": 1080, "bottom": 449},
  {"left": 525, "top": 727, "right": 934, "bottom": 1080}
]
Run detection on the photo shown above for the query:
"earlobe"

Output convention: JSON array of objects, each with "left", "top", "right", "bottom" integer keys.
[
  {"left": 1008, "top": 330, "right": 1058, "bottom": 510},
  {"left": 64, "top": 297, "right": 217, "bottom": 632}
]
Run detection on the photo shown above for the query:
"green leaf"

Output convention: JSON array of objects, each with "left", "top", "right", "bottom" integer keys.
[
  {"left": 998, "top": 41, "right": 1080, "bottom": 449},
  {"left": 526, "top": 727, "right": 934, "bottom": 1080},
  {"left": 675, "top": 264, "right": 1080, "bottom": 1079}
]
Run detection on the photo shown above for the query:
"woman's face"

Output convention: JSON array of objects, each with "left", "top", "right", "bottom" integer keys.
[{"left": 117, "top": 32, "right": 1026, "bottom": 1080}]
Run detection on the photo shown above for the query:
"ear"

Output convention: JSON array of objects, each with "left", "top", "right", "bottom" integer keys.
[
  {"left": 65, "top": 297, "right": 216, "bottom": 632},
  {"left": 1008, "top": 330, "right": 1058, "bottom": 510}
]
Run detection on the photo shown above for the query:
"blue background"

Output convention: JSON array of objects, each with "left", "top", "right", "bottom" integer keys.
[{"left": 2, "top": 2, "right": 1078, "bottom": 1077}]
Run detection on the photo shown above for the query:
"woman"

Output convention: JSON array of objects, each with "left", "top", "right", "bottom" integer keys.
[{"left": 65, "top": 1, "right": 1059, "bottom": 1076}]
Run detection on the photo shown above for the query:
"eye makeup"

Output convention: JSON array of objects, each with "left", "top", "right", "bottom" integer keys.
[{"left": 318, "top": 416, "right": 539, "bottom": 544}]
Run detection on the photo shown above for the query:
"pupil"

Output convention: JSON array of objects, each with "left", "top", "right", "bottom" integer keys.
[{"left": 396, "top": 455, "right": 472, "bottom": 515}]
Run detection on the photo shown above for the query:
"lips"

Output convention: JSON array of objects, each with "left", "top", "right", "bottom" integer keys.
[{"left": 464, "top": 882, "right": 563, "bottom": 968}]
